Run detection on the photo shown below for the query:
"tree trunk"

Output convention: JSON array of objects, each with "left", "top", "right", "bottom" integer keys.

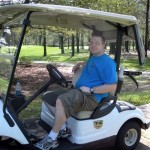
[
  {"left": 43, "top": 29, "right": 47, "bottom": 57},
  {"left": 68, "top": 37, "right": 70, "bottom": 49},
  {"left": 39, "top": 31, "right": 42, "bottom": 46},
  {"left": 125, "top": 41, "right": 129, "bottom": 52},
  {"left": 59, "top": 35, "right": 64, "bottom": 54},
  {"left": 109, "top": 43, "right": 116, "bottom": 55},
  {"left": 81, "top": 33, "right": 84, "bottom": 50},
  {"left": 148, "top": 40, "right": 150, "bottom": 49},
  {"left": 76, "top": 31, "right": 79, "bottom": 53},
  {"left": 71, "top": 34, "right": 75, "bottom": 57},
  {"left": 132, "top": 41, "right": 135, "bottom": 51}
]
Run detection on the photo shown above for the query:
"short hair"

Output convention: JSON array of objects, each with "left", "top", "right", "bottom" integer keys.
[{"left": 92, "top": 30, "right": 105, "bottom": 44}]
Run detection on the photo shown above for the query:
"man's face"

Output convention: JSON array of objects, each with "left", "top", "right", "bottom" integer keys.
[{"left": 89, "top": 36, "right": 105, "bottom": 56}]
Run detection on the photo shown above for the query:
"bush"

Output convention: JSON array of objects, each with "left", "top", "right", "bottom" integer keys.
[{"left": 19, "top": 57, "right": 32, "bottom": 67}]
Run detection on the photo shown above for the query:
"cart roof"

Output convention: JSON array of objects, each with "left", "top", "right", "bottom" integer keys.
[{"left": 0, "top": 3, "right": 138, "bottom": 30}]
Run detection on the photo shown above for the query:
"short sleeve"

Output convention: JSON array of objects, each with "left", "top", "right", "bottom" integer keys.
[{"left": 98, "top": 60, "right": 117, "bottom": 84}]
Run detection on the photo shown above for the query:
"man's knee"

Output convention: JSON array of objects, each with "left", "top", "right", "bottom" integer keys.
[
  {"left": 56, "top": 99, "right": 67, "bottom": 119},
  {"left": 56, "top": 99, "right": 64, "bottom": 108}
]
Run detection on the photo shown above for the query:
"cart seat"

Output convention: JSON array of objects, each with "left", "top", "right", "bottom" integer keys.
[{"left": 71, "top": 101, "right": 112, "bottom": 119}]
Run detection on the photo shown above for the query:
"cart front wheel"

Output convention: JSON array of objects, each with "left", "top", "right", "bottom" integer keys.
[{"left": 117, "top": 121, "right": 141, "bottom": 150}]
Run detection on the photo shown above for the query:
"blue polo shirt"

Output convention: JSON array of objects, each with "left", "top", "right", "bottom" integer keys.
[{"left": 75, "top": 54, "right": 117, "bottom": 102}]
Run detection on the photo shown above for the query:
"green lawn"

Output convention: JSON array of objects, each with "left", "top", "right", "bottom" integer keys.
[
  {"left": 20, "top": 45, "right": 89, "bottom": 63},
  {"left": 0, "top": 78, "right": 8, "bottom": 92},
  {"left": 19, "top": 97, "right": 42, "bottom": 119},
  {"left": 20, "top": 45, "right": 150, "bottom": 71},
  {"left": 120, "top": 57, "right": 150, "bottom": 71},
  {"left": 118, "top": 90, "right": 150, "bottom": 106}
]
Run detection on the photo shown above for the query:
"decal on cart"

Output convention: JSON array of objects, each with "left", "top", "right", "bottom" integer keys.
[{"left": 93, "top": 120, "right": 103, "bottom": 129}]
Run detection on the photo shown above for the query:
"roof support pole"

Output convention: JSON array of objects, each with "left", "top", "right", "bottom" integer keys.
[
  {"left": 115, "top": 26, "right": 123, "bottom": 72},
  {"left": 3, "top": 11, "right": 32, "bottom": 118},
  {"left": 145, "top": 0, "right": 149, "bottom": 57}
]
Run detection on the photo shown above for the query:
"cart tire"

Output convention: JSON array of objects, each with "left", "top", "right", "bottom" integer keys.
[
  {"left": 0, "top": 137, "right": 21, "bottom": 146},
  {"left": 117, "top": 121, "right": 141, "bottom": 150}
]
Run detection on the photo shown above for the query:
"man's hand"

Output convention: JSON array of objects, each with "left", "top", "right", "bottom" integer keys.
[
  {"left": 72, "top": 62, "right": 84, "bottom": 73},
  {"left": 80, "top": 86, "right": 90, "bottom": 93}
]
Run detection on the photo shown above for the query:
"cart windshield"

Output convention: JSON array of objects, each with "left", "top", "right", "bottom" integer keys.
[{"left": 0, "top": 27, "right": 21, "bottom": 101}]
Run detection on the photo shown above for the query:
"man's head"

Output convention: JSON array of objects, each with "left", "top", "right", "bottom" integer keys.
[{"left": 89, "top": 30, "right": 105, "bottom": 56}]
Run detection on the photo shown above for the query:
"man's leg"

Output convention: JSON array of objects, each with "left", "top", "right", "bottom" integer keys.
[
  {"left": 48, "top": 99, "right": 67, "bottom": 143},
  {"left": 43, "top": 90, "right": 68, "bottom": 134},
  {"left": 34, "top": 99, "right": 67, "bottom": 150},
  {"left": 43, "top": 89, "right": 67, "bottom": 116},
  {"left": 52, "top": 99, "right": 67, "bottom": 133}
]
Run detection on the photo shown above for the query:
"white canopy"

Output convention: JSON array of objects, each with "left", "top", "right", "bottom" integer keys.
[
  {"left": 0, "top": 4, "right": 139, "bottom": 41},
  {"left": 0, "top": 4, "right": 138, "bottom": 28}
]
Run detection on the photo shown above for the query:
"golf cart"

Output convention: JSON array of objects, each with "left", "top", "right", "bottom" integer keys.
[{"left": 0, "top": 3, "right": 149, "bottom": 150}]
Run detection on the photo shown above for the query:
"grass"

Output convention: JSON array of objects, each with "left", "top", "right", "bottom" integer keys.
[
  {"left": 120, "top": 57, "right": 150, "bottom": 71},
  {"left": 118, "top": 90, "right": 150, "bottom": 106},
  {"left": 20, "top": 45, "right": 150, "bottom": 70},
  {"left": 19, "top": 97, "right": 42, "bottom": 119},
  {"left": 0, "top": 78, "right": 8, "bottom": 93},
  {"left": 20, "top": 45, "right": 89, "bottom": 63}
]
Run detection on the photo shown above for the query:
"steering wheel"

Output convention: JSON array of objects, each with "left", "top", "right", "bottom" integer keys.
[{"left": 46, "top": 64, "right": 68, "bottom": 87}]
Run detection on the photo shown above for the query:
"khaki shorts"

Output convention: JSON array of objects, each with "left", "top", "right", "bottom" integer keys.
[{"left": 42, "top": 89, "right": 98, "bottom": 118}]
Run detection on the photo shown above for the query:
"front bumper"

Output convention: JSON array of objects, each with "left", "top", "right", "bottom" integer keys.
[{"left": 144, "top": 121, "right": 150, "bottom": 129}]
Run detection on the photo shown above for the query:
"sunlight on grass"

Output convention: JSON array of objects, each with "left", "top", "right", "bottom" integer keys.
[
  {"left": 19, "top": 97, "right": 42, "bottom": 119},
  {"left": 120, "top": 57, "right": 150, "bottom": 71},
  {"left": 20, "top": 45, "right": 150, "bottom": 71},
  {"left": 0, "top": 78, "right": 8, "bottom": 92},
  {"left": 118, "top": 90, "right": 150, "bottom": 106},
  {"left": 20, "top": 45, "right": 90, "bottom": 63}
]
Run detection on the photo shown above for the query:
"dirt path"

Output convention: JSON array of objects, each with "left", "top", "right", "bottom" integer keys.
[{"left": 136, "top": 104, "right": 150, "bottom": 150}]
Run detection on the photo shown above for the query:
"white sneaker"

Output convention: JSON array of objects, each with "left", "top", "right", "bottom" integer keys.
[
  {"left": 57, "top": 127, "right": 71, "bottom": 138},
  {"left": 34, "top": 135, "right": 59, "bottom": 150}
]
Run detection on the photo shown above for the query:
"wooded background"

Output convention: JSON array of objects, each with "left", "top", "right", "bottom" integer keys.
[{"left": 1, "top": 0, "right": 150, "bottom": 57}]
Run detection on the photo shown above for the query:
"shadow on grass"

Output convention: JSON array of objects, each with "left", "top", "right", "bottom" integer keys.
[
  {"left": 121, "top": 57, "right": 150, "bottom": 71},
  {"left": 20, "top": 53, "right": 89, "bottom": 63}
]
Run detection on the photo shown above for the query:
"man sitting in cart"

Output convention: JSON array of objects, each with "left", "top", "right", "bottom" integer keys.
[{"left": 35, "top": 31, "right": 117, "bottom": 150}]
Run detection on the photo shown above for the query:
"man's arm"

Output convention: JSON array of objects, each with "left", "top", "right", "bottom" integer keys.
[
  {"left": 72, "top": 61, "right": 85, "bottom": 73},
  {"left": 80, "top": 84, "right": 117, "bottom": 94}
]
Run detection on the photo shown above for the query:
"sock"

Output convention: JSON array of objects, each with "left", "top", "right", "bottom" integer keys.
[
  {"left": 61, "top": 123, "right": 66, "bottom": 130},
  {"left": 48, "top": 130, "right": 58, "bottom": 140}
]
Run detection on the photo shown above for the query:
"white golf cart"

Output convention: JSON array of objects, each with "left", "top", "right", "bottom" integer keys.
[{"left": 0, "top": 3, "right": 149, "bottom": 150}]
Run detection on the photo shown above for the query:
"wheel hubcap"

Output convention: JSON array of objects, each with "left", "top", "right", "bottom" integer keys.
[{"left": 124, "top": 129, "right": 138, "bottom": 146}]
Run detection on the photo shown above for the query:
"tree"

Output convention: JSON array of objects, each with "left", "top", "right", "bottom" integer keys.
[
  {"left": 125, "top": 41, "right": 129, "bottom": 52},
  {"left": 59, "top": 34, "right": 64, "bottom": 54},
  {"left": 76, "top": 31, "right": 79, "bottom": 53},
  {"left": 71, "top": 34, "right": 75, "bottom": 57},
  {"left": 43, "top": 28, "right": 47, "bottom": 56},
  {"left": 109, "top": 43, "right": 116, "bottom": 55},
  {"left": 19, "top": 0, "right": 149, "bottom": 58},
  {"left": 81, "top": 32, "right": 84, "bottom": 50}
]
